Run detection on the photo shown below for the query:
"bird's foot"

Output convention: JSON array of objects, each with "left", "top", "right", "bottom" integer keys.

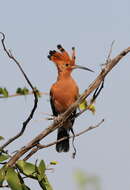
[
  {"left": 46, "top": 115, "right": 55, "bottom": 120},
  {"left": 53, "top": 115, "right": 62, "bottom": 124},
  {"left": 46, "top": 115, "right": 62, "bottom": 123}
]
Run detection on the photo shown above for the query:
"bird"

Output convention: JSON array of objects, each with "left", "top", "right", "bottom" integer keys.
[{"left": 48, "top": 45, "right": 94, "bottom": 152}]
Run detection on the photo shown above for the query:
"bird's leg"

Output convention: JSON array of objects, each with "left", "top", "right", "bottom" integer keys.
[
  {"left": 45, "top": 115, "right": 56, "bottom": 120},
  {"left": 70, "top": 128, "right": 77, "bottom": 159},
  {"left": 53, "top": 114, "right": 63, "bottom": 124},
  {"left": 46, "top": 114, "right": 64, "bottom": 124}
]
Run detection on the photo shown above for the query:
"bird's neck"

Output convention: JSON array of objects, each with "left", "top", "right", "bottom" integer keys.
[{"left": 57, "top": 70, "right": 72, "bottom": 81}]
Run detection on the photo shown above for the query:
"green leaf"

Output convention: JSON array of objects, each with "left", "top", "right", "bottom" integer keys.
[
  {"left": 3, "top": 88, "right": 8, "bottom": 97},
  {"left": 17, "top": 171, "right": 31, "bottom": 190},
  {"left": 50, "top": 161, "right": 58, "bottom": 165},
  {"left": 37, "top": 160, "right": 53, "bottom": 190},
  {"left": 22, "top": 87, "right": 29, "bottom": 95},
  {"left": 79, "top": 99, "right": 96, "bottom": 114},
  {"left": 38, "top": 178, "right": 47, "bottom": 190},
  {"left": 0, "top": 136, "right": 4, "bottom": 141},
  {"left": 16, "top": 87, "right": 29, "bottom": 95},
  {"left": 17, "top": 160, "right": 37, "bottom": 179},
  {"left": 0, "top": 88, "right": 8, "bottom": 97},
  {"left": 0, "top": 166, "right": 6, "bottom": 186},
  {"left": 38, "top": 174, "right": 53, "bottom": 190},
  {"left": 17, "top": 160, "right": 53, "bottom": 190},
  {"left": 44, "top": 174, "right": 53, "bottom": 190},
  {"left": 16, "top": 88, "right": 22, "bottom": 94},
  {"left": 0, "top": 154, "right": 9, "bottom": 162},
  {"left": 88, "top": 104, "right": 96, "bottom": 114},
  {"left": 6, "top": 167, "right": 23, "bottom": 190},
  {"left": 38, "top": 160, "right": 46, "bottom": 178},
  {"left": 79, "top": 99, "right": 88, "bottom": 110},
  {"left": 0, "top": 88, "right": 4, "bottom": 95},
  {"left": 0, "top": 88, "right": 3, "bottom": 94}
]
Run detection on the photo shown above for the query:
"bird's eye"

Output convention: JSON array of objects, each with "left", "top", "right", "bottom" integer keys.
[{"left": 65, "top": 64, "right": 69, "bottom": 67}]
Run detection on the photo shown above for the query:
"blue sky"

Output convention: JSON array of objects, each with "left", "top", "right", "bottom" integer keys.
[{"left": 0, "top": 0, "right": 130, "bottom": 189}]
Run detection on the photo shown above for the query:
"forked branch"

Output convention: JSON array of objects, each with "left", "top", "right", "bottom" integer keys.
[
  {"left": 0, "top": 32, "right": 38, "bottom": 149},
  {"left": 23, "top": 119, "right": 104, "bottom": 161},
  {"left": 6, "top": 44, "right": 130, "bottom": 166}
]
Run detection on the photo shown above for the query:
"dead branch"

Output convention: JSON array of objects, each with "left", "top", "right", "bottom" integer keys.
[
  {"left": 39, "top": 119, "right": 104, "bottom": 148},
  {"left": 106, "top": 40, "right": 115, "bottom": 64},
  {"left": 6, "top": 45, "right": 130, "bottom": 167},
  {"left": 23, "top": 147, "right": 40, "bottom": 161},
  {"left": 23, "top": 119, "right": 104, "bottom": 161},
  {"left": 0, "top": 32, "right": 38, "bottom": 149}
]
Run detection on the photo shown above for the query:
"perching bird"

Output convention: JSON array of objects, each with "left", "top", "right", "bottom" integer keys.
[{"left": 48, "top": 45, "right": 93, "bottom": 152}]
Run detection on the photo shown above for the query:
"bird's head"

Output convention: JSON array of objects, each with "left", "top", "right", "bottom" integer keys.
[{"left": 48, "top": 45, "right": 94, "bottom": 74}]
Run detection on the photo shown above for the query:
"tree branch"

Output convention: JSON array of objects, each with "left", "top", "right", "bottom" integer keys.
[
  {"left": 0, "top": 32, "right": 38, "bottom": 149},
  {"left": 23, "top": 119, "right": 104, "bottom": 161},
  {"left": 6, "top": 46, "right": 130, "bottom": 167},
  {"left": 105, "top": 40, "right": 115, "bottom": 65},
  {"left": 39, "top": 119, "right": 104, "bottom": 147},
  {"left": 0, "top": 91, "right": 48, "bottom": 99}
]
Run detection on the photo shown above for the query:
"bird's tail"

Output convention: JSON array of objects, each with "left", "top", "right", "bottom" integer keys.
[{"left": 56, "top": 127, "right": 69, "bottom": 152}]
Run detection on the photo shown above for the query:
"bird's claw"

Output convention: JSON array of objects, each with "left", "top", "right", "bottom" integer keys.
[
  {"left": 53, "top": 115, "right": 62, "bottom": 123},
  {"left": 46, "top": 115, "right": 62, "bottom": 123}
]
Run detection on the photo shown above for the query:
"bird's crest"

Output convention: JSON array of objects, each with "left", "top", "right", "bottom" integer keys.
[{"left": 48, "top": 45, "right": 76, "bottom": 66}]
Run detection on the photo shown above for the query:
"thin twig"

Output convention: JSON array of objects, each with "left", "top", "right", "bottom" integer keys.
[
  {"left": 0, "top": 32, "right": 38, "bottom": 149},
  {"left": 23, "top": 147, "right": 40, "bottom": 161},
  {"left": 40, "top": 119, "right": 104, "bottom": 148},
  {"left": 23, "top": 119, "right": 104, "bottom": 160},
  {"left": 7, "top": 45, "right": 130, "bottom": 167},
  {"left": 89, "top": 42, "right": 115, "bottom": 107},
  {"left": 0, "top": 91, "right": 48, "bottom": 99},
  {"left": 101, "top": 40, "right": 115, "bottom": 67},
  {"left": 106, "top": 40, "right": 115, "bottom": 64}
]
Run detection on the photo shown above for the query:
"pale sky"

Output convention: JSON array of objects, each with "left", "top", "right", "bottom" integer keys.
[{"left": 0, "top": 1, "right": 130, "bottom": 190}]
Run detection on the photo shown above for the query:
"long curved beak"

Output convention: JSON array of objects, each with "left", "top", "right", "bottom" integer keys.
[{"left": 73, "top": 65, "right": 94, "bottom": 72}]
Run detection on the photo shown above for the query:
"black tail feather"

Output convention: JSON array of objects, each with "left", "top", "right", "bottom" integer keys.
[{"left": 56, "top": 128, "right": 69, "bottom": 152}]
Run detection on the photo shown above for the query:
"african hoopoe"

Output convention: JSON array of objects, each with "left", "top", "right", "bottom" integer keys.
[{"left": 48, "top": 45, "right": 93, "bottom": 152}]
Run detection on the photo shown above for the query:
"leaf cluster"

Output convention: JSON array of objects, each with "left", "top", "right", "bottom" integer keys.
[
  {"left": 0, "top": 134, "right": 52, "bottom": 190},
  {"left": 16, "top": 87, "right": 29, "bottom": 95},
  {"left": 0, "top": 88, "right": 8, "bottom": 97},
  {"left": 0, "top": 158, "right": 52, "bottom": 190},
  {"left": 79, "top": 99, "right": 96, "bottom": 114},
  {"left": 0, "top": 86, "right": 41, "bottom": 98},
  {"left": 16, "top": 87, "right": 41, "bottom": 97}
]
